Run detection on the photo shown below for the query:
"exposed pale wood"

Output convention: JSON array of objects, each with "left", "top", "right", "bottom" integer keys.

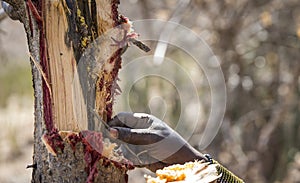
[
  {"left": 44, "top": 0, "right": 87, "bottom": 131},
  {"left": 96, "top": 0, "right": 116, "bottom": 35},
  {"left": 43, "top": 0, "right": 123, "bottom": 130}
]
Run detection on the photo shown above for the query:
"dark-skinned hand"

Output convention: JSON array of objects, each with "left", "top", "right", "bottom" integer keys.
[{"left": 108, "top": 112, "right": 207, "bottom": 172}]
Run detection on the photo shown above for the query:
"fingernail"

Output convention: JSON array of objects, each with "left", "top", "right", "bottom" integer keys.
[{"left": 109, "top": 128, "right": 118, "bottom": 139}]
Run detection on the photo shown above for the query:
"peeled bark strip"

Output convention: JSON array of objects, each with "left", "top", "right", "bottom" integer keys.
[{"left": 2, "top": 0, "right": 132, "bottom": 182}]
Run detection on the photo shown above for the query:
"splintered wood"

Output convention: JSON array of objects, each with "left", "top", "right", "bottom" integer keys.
[
  {"left": 43, "top": 0, "right": 122, "bottom": 131},
  {"left": 28, "top": 0, "right": 135, "bottom": 182},
  {"left": 44, "top": 0, "right": 87, "bottom": 131}
]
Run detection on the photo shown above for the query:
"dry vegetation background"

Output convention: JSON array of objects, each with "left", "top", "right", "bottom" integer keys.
[
  {"left": 0, "top": 0, "right": 300, "bottom": 182},
  {"left": 0, "top": 9, "right": 33, "bottom": 182}
]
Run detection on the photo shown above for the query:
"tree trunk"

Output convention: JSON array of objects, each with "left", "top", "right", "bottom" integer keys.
[{"left": 3, "top": 0, "right": 133, "bottom": 182}]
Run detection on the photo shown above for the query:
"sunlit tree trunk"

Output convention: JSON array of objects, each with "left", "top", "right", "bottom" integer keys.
[{"left": 3, "top": 0, "right": 132, "bottom": 182}]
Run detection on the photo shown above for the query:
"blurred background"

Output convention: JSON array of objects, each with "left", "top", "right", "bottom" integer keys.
[
  {"left": 1, "top": 0, "right": 300, "bottom": 182},
  {"left": 0, "top": 2, "right": 33, "bottom": 183}
]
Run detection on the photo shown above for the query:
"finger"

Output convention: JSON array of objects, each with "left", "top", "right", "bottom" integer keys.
[
  {"left": 111, "top": 127, "right": 164, "bottom": 145},
  {"left": 108, "top": 113, "right": 130, "bottom": 128},
  {"left": 108, "top": 112, "right": 153, "bottom": 129}
]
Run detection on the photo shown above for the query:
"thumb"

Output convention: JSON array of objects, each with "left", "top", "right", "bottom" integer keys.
[{"left": 111, "top": 127, "right": 163, "bottom": 145}]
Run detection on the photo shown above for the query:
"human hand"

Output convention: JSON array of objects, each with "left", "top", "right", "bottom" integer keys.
[{"left": 108, "top": 112, "right": 207, "bottom": 172}]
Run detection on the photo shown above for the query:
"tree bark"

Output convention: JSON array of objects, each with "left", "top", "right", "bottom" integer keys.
[{"left": 3, "top": 0, "right": 133, "bottom": 182}]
